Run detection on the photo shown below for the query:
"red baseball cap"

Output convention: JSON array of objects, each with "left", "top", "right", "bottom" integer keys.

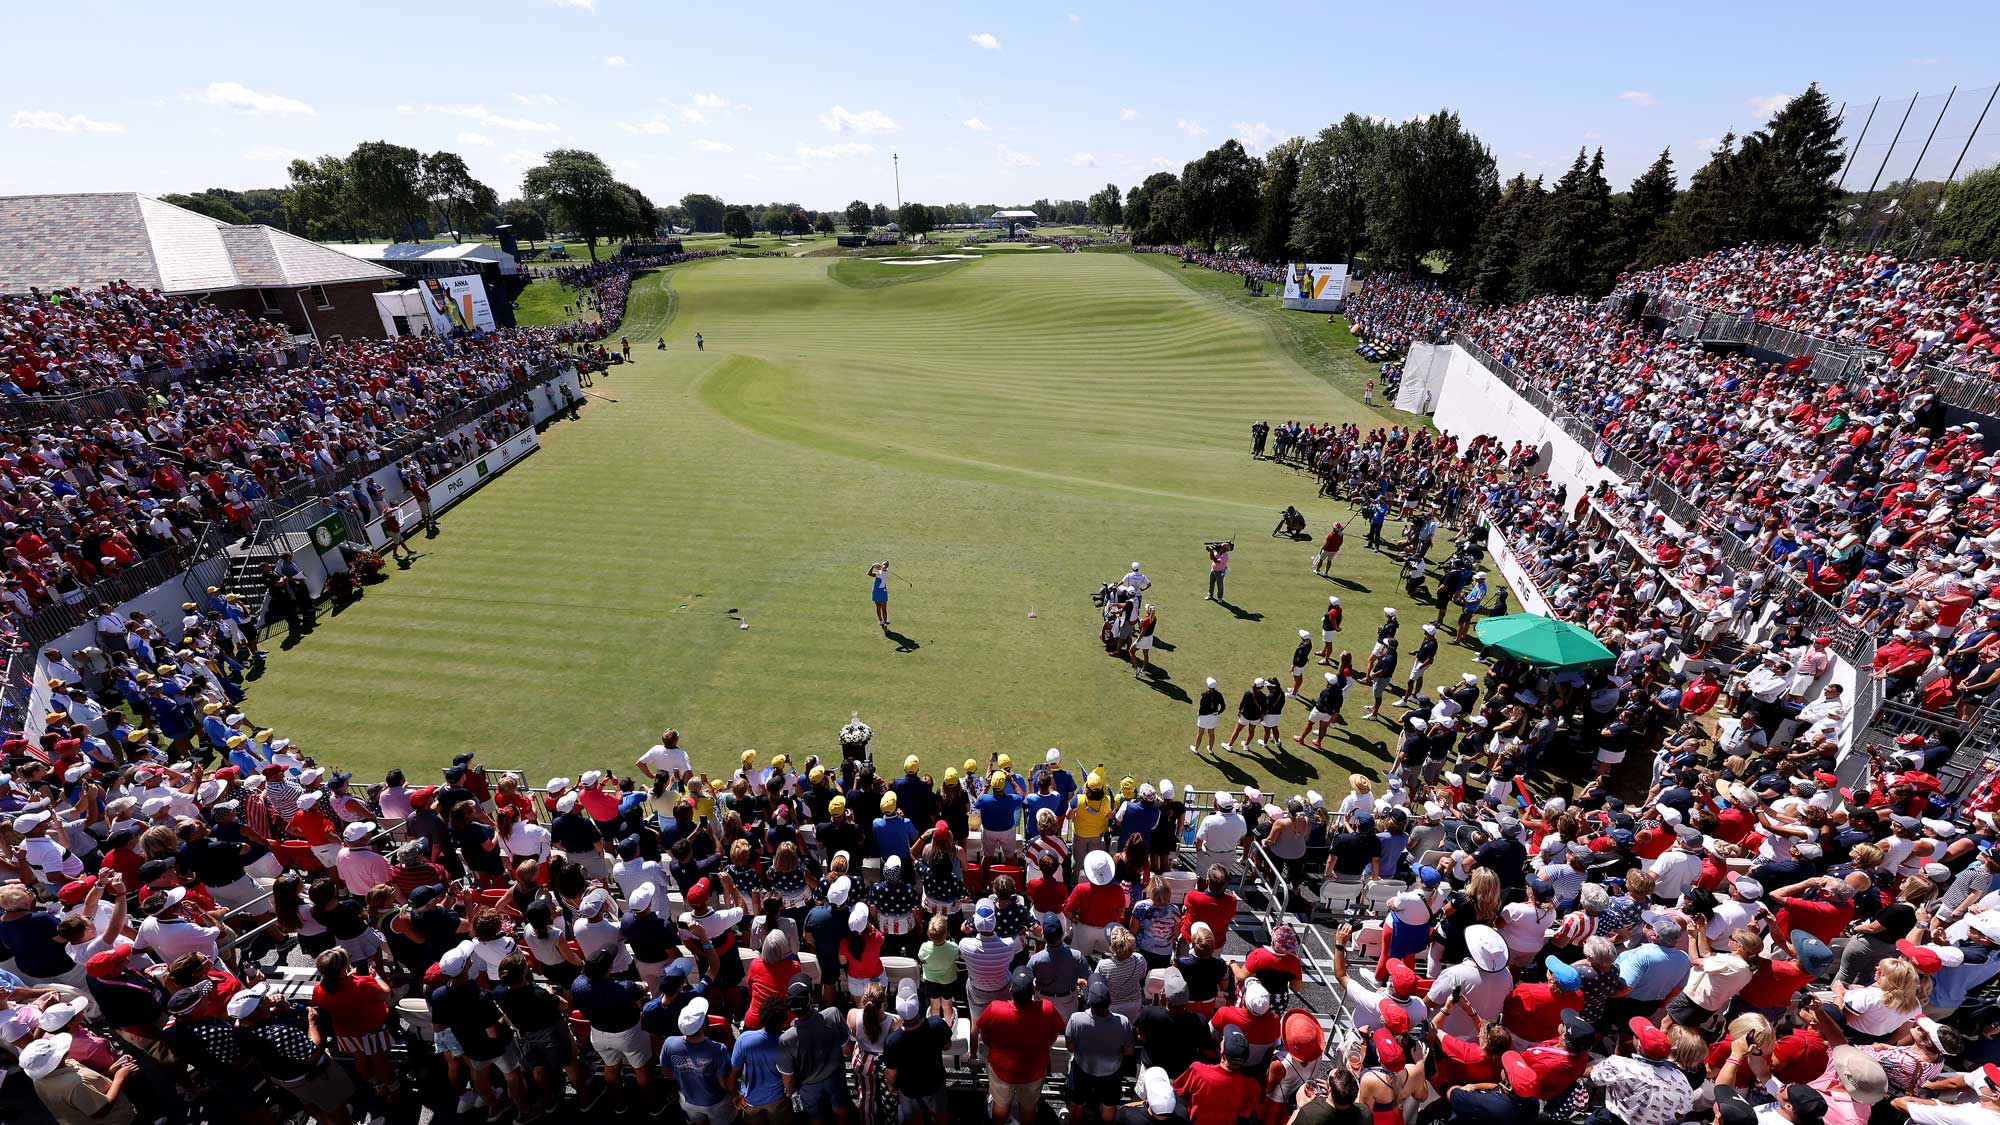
[
  {"left": 1371, "top": 1027, "right": 1407, "bottom": 1068},
  {"left": 259, "top": 762, "right": 287, "bottom": 775},
  {"left": 213, "top": 766, "right": 241, "bottom": 781},
  {"left": 57, "top": 876, "right": 96, "bottom": 906},
  {"left": 1385, "top": 958, "right": 1420, "bottom": 996},
  {"left": 408, "top": 786, "right": 437, "bottom": 808},
  {"left": 85, "top": 942, "right": 134, "bottom": 979},
  {"left": 1897, "top": 940, "right": 1945, "bottom": 973},
  {"left": 687, "top": 878, "right": 712, "bottom": 907},
  {"left": 1501, "top": 1051, "right": 1539, "bottom": 1097},
  {"left": 1629, "top": 1017, "right": 1670, "bottom": 1057},
  {"left": 1378, "top": 999, "right": 1412, "bottom": 1035}
]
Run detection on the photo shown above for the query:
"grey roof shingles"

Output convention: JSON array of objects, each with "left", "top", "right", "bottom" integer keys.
[{"left": 0, "top": 192, "right": 399, "bottom": 295}]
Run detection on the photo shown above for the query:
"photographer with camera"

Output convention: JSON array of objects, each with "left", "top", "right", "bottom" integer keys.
[{"left": 1205, "top": 542, "right": 1233, "bottom": 603}]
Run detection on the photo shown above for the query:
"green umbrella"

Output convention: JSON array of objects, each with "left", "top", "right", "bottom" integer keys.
[{"left": 1472, "top": 613, "right": 1617, "bottom": 669}]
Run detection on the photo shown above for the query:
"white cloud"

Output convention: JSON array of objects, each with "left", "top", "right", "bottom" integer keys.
[
  {"left": 796, "top": 141, "right": 875, "bottom": 161},
  {"left": 618, "top": 115, "right": 674, "bottom": 135},
  {"left": 819, "top": 105, "right": 898, "bottom": 133},
  {"left": 242, "top": 145, "right": 308, "bottom": 161},
  {"left": 1176, "top": 119, "right": 1207, "bottom": 137},
  {"left": 395, "top": 104, "right": 415, "bottom": 114},
  {"left": 962, "top": 117, "right": 990, "bottom": 131},
  {"left": 203, "top": 81, "right": 314, "bottom": 116},
  {"left": 969, "top": 32, "right": 1001, "bottom": 50},
  {"left": 10, "top": 109, "right": 124, "bottom": 134},
  {"left": 1693, "top": 136, "right": 1722, "bottom": 154},
  {"left": 1069, "top": 152, "right": 1097, "bottom": 167},
  {"left": 692, "top": 138, "right": 734, "bottom": 153},
  {"left": 1000, "top": 146, "right": 1038, "bottom": 167},
  {"left": 604, "top": 55, "right": 629, "bottom": 68},
  {"left": 550, "top": 0, "right": 593, "bottom": 8},
  {"left": 501, "top": 149, "right": 540, "bottom": 165},
  {"left": 692, "top": 92, "right": 731, "bottom": 110},
  {"left": 1148, "top": 156, "right": 1176, "bottom": 169},
  {"left": 457, "top": 131, "right": 494, "bottom": 146},
  {"left": 1618, "top": 90, "right": 1658, "bottom": 108},
  {"left": 1911, "top": 57, "right": 1940, "bottom": 65},
  {"left": 681, "top": 108, "right": 706, "bottom": 124},
  {"left": 1119, "top": 108, "right": 1140, "bottom": 122},
  {"left": 1232, "top": 121, "right": 1276, "bottom": 150},
  {"left": 429, "top": 105, "right": 559, "bottom": 132},
  {"left": 1748, "top": 92, "right": 1793, "bottom": 117},
  {"left": 1068, "top": 11, "right": 1080, "bottom": 20},
  {"left": 512, "top": 92, "right": 558, "bottom": 106}
]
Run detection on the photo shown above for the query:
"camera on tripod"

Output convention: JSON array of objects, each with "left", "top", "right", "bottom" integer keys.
[{"left": 1092, "top": 581, "right": 1118, "bottom": 608}]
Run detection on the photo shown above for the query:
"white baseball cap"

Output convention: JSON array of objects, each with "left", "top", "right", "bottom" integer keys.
[
  {"left": 439, "top": 943, "right": 475, "bottom": 977},
  {"left": 342, "top": 821, "right": 377, "bottom": 844},
  {"left": 678, "top": 996, "right": 710, "bottom": 1035},
  {"left": 226, "top": 983, "right": 272, "bottom": 1019},
  {"left": 36, "top": 998, "right": 87, "bottom": 1032},
  {"left": 629, "top": 883, "right": 657, "bottom": 913},
  {"left": 1143, "top": 1068, "right": 1178, "bottom": 1115}
]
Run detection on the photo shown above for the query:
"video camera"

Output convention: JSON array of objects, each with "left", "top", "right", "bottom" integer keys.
[
  {"left": 1092, "top": 581, "right": 1120, "bottom": 608},
  {"left": 1204, "top": 540, "right": 1235, "bottom": 552}
]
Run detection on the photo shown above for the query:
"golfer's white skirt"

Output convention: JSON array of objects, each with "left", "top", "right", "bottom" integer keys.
[
  {"left": 1323, "top": 630, "right": 1339, "bottom": 642},
  {"left": 1308, "top": 710, "right": 1333, "bottom": 723},
  {"left": 1136, "top": 636, "right": 1154, "bottom": 651},
  {"left": 1196, "top": 714, "right": 1219, "bottom": 730},
  {"left": 1261, "top": 714, "right": 1282, "bottom": 728},
  {"left": 1596, "top": 747, "right": 1627, "bottom": 764},
  {"left": 1290, "top": 665, "right": 1305, "bottom": 678}
]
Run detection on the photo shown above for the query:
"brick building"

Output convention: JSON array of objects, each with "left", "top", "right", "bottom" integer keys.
[{"left": 0, "top": 192, "right": 401, "bottom": 340}]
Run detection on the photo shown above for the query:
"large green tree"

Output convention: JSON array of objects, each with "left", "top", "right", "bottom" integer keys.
[
  {"left": 161, "top": 192, "right": 250, "bottom": 225},
  {"left": 346, "top": 141, "right": 428, "bottom": 240},
  {"left": 522, "top": 149, "right": 625, "bottom": 261},
  {"left": 1734, "top": 84, "right": 1847, "bottom": 246},
  {"left": 1521, "top": 147, "right": 1614, "bottom": 297},
  {"left": 1252, "top": 138, "right": 1301, "bottom": 263},
  {"left": 722, "top": 206, "right": 754, "bottom": 242},
  {"left": 814, "top": 213, "right": 836, "bottom": 234},
  {"left": 1291, "top": 113, "right": 1385, "bottom": 263},
  {"left": 844, "top": 199, "right": 872, "bottom": 232},
  {"left": 1470, "top": 174, "right": 1546, "bottom": 303},
  {"left": 419, "top": 151, "right": 499, "bottom": 243},
  {"left": 1123, "top": 173, "right": 1177, "bottom": 239},
  {"left": 1179, "top": 139, "right": 1263, "bottom": 251},
  {"left": 1087, "top": 182, "right": 1123, "bottom": 228},
  {"left": 1362, "top": 110, "right": 1498, "bottom": 275},
  {"left": 896, "top": 202, "right": 935, "bottom": 237},
  {"left": 1935, "top": 165, "right": 2000, "bottom": 261},
  {"left": 284, "top": 155, "right": 366, "bottom": 241},
  {"left": 1601, "top": 149, "right": 1677, "bottom": 277},
  {"left": 1648, "top": 134, "right": 1743, "bottom": 264},
  {"left": 680, "top": 193, "right": 726, "bottom": 232},
  {"left": 497, "top": 200, "right": 548, "bottom": 245}
]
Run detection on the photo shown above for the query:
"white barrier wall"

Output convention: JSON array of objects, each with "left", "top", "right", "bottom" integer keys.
[{"left": 1431, "top": 345, "right": 1623, "bottom": 499}]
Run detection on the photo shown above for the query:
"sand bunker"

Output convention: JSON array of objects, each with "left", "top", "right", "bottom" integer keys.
[{"left": 876, "top": 255, "right": 979, "bottom": 265}]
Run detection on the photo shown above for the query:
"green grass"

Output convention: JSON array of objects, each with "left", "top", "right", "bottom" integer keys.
[
  {"left": 247, "top": 252, "right": 1485, "bottom": 791},
  {"left": 510, "top": 277, "right": 583, "bottom": 327}
]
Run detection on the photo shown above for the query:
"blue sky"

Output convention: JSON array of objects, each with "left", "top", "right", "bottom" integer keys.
[{"left": 3, "top": 1, "right": 1993, "bottom": 210}]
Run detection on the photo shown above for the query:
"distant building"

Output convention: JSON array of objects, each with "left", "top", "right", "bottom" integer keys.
[
  {"left": 0, "top": 192, "right": 400, "bottom": 339},
  {"left": 327, "top": 242, "right": 520, "bottom": 327},
  {"left": 986, "top": 209, "right": 1039, "bottom": 232}
]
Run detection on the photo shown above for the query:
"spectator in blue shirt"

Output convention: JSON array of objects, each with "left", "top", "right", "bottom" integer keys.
[
  {"left": 873, "top": 795, "right": 919, "bottom": 862},
  {"left": 733, "top": 999, "right": 792, "bottom": 1118},
  {"left": 975, "top": 770, "right": 1026, "bottom": 863},
  {"left": 1610, "top": 918, "right": 1691, "bottom": 1024},
  {"left": 662, "top": 998, "right": 735, "bottom": 1123}
]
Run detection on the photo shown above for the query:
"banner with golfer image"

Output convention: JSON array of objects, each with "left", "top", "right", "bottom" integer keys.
[{"left": 1281, "top": 262, "right": 1350, "bottom": 312}]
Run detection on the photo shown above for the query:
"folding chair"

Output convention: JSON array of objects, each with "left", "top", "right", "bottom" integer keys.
[
  {"left": 1316, "top": 879, "right": 1363, "bottom": 921},
  {"left": 1360, "top": 879, "right": 1408, "bottom": 918}
]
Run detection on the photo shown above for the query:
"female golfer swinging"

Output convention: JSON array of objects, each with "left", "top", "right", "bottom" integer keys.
[{"left": 868, "top": 561, "right": 892, "bottom": 629}]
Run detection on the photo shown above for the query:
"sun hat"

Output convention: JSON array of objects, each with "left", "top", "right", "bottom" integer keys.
[
  {"left": 1467, "top": 925, "right": 1508, "bottom": 971},
  {"left": 19, "top": 1035, "right": 71, "bottom": 1079},
  {"left": 1084, "top": 850, "right": 1116, "bottom": 886}
]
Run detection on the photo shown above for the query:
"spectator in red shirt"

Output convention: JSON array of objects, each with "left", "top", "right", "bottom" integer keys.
[
  {"left": 1518, "top": 1011, "right": 1595, "bottom": 1103},
  {"left": 311, "top": 947, "right": 395, "bottom": 1096},
  {"left": 1179, "top": 866, "right": 1237, "bottom": 944},
  {"left": 1173, "top": 1027, "right": 1264, "bottom": 1125},
  {"left": 1679, "top": 670, "right": 1722, "bottom": 716},
  {"left": 1739, "top": 929, "right": 1834, "bottom": 1010},
  {"left": 1503, "top": 960, "right": 1584, "bottom": 1046},
  {"left": 1431, "top": 1020, "right": 1509, "bottom": 1088},
  {"left": 971, "top": 969, "right": 1064, "bottom": 1125},
  {"left": 1772, "top": 878, "right": 1856, "bottom": 945}
]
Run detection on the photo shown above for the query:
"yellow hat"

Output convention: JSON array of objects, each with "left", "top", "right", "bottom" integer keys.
[
  {"left": 944, "top": 768, "right": 960, "bottom": 783},
  {"left": 963, "top": 759, "right": 978, "bottom": 774},
  {"left": 741, "top": 750, "right": 757, "bottom": 764},
  {"left": 989, "top": 771, "right": 1007, "bottom": 789},
  {"left": 203, "top": 703, "right": 224, "bottom": 715},
  {"left": 879, "top": 792, "right": 898, "bottom": 812},
  {"left": 903, "top": 755, "right": 920, "bottom": 773},
  {"left": 997, "top": 754, "right": 1012, "bottom": 770},
  {"left": 771, "top": 754, "right": 789, "bottom": 767},
  {"left": 125, "top": 729, "right": 151, "bottom": 743},
  {"left": 808, "top": 765, "right": 826, "bottom": 783},
  {"left": 156, "top": 665, "right": 175, "bottom": 675},
  {"left": 1086, "top": 771, "right": 1104, "bottom": 789},
  {"left": 206, "top": 586, "right": 220, "bottom": 594},
  {"left": 226, "top": 735, "right": 247, "bottom": 748},
  {"left": 1120, "top": 776, "right": 1138, "bottom": 797},
  {"left": 181, "top": 602, "right": 197, "bottom": 611},
  {"left": 254, "top": 729, "right": 273, "bottom": 740},
  {"left": 136, "top": 673, "right": 154, "bottom": 683},
  {"left": 829, "top": 796, "right": 847, "bottom": 815}
]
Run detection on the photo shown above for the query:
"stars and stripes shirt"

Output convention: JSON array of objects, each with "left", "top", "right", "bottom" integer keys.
[
  {"left": 1552, "top": 909, "right": 1597, "bottom": 948},
  {"left": 1025, "top": 834, "right": 1069, "bottom": 874},
  {"left": 264, "top": 779, "right": 301, "bottom": 824}
]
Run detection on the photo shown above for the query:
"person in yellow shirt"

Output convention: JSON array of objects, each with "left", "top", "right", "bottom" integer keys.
[{"left": 1070, "top": 772, "right": 1115, "bottom": 859}]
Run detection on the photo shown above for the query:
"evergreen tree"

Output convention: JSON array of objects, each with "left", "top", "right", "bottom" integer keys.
[
  {"left": 1602, "top": 149, "right": 1677, "bottom": 278},
  {"left": 1648, "top": 134, "right": 1743, "bottom": 264},
  {"left": 1523, "top": 147, "right": 1614, "bottom": 297},
  {"left": 1735, "top": 84, "right": 1847, "bottom": 245},
  {"left": 1935, "top": 165, "right": 2000, "bottom": 261},
  {"left": 1471, "top": 174, "right": 1545, "bottom": 303},
  {"left": 1252, "top": 139, "right": 1301, "bottom": 263}
]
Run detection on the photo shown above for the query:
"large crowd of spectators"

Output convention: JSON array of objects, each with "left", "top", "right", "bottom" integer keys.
[
  {"left": 1, "top": 284, "right": 295, "bottom": 398},
  {"left": 1614, "top": 245, "right": 2000, "bottom": 376},
  {"left": 1133, "top": 247, "right": 1285, "bottom": 285},
  {"left": 1342, "top": 277, "right": 1470, "bottom": 355}
]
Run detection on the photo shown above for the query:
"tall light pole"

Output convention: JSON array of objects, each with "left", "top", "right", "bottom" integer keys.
[{"left": 893, "top": 153, "right": 902, "bottom": 212}]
